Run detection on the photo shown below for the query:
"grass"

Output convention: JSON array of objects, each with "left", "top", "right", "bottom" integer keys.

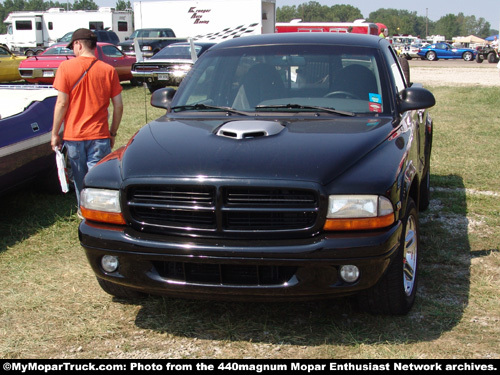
[{"left": 0, "top": 83, "right": 499, "bottom": 359}]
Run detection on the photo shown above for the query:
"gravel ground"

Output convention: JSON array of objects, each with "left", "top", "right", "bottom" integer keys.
[{"left": 409, "top": 59, "right": 500, "bottom": 86}]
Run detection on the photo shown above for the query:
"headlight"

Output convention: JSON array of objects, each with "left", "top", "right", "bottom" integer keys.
[
  {"left": 173, "top": 64, "right": 191, "bottom": 71},
  {"left": 80, "top": 188, "right": 126, "bottom": 225},
  {"left": 324, "top": 195, "right": 394, "bottom": 231}
]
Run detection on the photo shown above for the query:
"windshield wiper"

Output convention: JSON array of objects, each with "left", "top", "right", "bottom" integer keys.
[
  {"left": 171, "top": 104, "right": 250, "bottom": 116},
  {"left": 255, "top": 104, "right": 355, "bottom": 117}
]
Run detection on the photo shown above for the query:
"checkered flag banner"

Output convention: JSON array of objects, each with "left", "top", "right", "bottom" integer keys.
[{"left": 192, "top": 23, "right": 260, "bottom": 42}]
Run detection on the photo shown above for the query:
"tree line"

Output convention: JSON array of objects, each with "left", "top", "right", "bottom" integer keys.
[{"left": 276, "top": 2, "right": 496, "bottom": 40}]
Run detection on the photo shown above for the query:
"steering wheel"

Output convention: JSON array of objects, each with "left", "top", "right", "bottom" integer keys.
[{"left": 324, "top": 91, "right": 360, "bottom": 99}]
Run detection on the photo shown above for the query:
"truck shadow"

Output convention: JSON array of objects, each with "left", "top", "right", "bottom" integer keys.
[{"left": 128, "top": 173, "right": 472, "bottom": 346}]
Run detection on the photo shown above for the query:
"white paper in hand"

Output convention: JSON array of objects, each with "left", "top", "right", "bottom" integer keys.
[{"left": 55, "top": 149, "right": 69, "bottom": 193}]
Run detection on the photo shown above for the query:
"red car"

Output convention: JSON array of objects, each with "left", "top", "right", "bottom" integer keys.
[{"left": 18, "top": 43, "right": 136, "bottom": 84}]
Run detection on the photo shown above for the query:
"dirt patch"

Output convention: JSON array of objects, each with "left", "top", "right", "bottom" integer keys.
[{"left": 409, "top": 59, "right": 500, "bottom": 87}]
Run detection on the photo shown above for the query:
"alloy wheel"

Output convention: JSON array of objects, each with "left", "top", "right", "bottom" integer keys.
[{"left": 403, "top": 214, "right": 418, "bottom": 296}]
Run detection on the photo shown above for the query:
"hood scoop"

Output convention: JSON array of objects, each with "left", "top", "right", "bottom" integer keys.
[{"left": 216, "top": 120, "right": 284, "bottom": 140}]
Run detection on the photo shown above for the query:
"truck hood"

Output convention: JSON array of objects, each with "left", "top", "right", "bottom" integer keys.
[
  {"left": 118, "top": 40, "right": 134, "bottom": 47},
  {"left": 119, "top": 116, "right": 396, "bottom": 185}
]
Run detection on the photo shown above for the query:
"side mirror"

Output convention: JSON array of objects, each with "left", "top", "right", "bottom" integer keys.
[
  {"left": 151, "top": 87, "right": 176, "bottom": 109},
  {"left": 399, "top": 87, "right": 436, "bottom": 112}
]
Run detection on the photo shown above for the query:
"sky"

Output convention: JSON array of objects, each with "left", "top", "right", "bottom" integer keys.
[{"left": 95, "top": 0, "right": 500, "bottom": 32}]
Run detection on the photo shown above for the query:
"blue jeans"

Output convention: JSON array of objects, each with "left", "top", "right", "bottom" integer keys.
[{"left": 65, "top": 139, "right": 111, "bottom": 206}]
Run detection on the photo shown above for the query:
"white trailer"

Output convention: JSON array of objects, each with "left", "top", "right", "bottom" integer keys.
[
  {"left": 133, "top": 0, "right": 275, "bottom": 41},
  {"left": 0, "top": 7, "right": 133, "bottom": 55}
]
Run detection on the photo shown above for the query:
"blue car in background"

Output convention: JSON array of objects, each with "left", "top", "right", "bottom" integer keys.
[{"left": 417, "top": 42, "right": 476, "bottom": 61}]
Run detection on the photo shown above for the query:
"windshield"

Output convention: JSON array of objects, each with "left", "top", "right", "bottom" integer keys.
[
  {"left": 172, "top": 44, "right": 390, "bottom": 115},
  {"left": 154, "top": 45, "right": 202, "bottom": 60},
  {"left": 59, "top": 32, "right": 72, "bottom": 43},
  {"left": 128, "top": 30, "right": 139, "bottom": 40},
  {"left": 131, "top": 29, "right": 170, "bottom": 39}
]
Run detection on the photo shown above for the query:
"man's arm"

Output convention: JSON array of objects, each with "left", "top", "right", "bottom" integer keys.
[
  {"left": 51, "top": 91, "right": 69, "bottom": 151},
  {"left": 109, "top": 93, "right": 123, "bottom": 149}
]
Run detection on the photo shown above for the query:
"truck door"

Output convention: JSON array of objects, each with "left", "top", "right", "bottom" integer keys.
[{"left": 34, "top": 16, "right": 44, "bottom": 46}]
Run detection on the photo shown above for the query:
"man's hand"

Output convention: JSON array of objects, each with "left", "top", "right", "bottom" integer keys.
[{"left": 51, "top": 134, "right": 62, "bottom": 151}]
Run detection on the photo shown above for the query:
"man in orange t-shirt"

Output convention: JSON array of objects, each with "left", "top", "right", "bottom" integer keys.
[{"left": 51, "top": 28, "right": 123, "bottom": 215}]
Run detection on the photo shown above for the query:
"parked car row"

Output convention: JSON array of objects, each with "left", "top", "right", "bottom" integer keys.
[
  {"left": 2, "top": 38, "right": 213, "bottom": 88},
  {"left": 399, "top": 42, "right": 477, "bottom": 61},
  {"left": 18, "top": 43, "right": 136, "bottom": 84}
]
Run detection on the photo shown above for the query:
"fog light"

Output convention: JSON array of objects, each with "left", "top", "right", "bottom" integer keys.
[
  {"left": 340, "top": 265, "right": 360, "bottom": 283},
  {"left": 101, "top": 255, "right": 119, "bottom": 273}
]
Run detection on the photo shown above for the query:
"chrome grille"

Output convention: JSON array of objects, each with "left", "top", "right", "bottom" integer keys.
[
  {"left": 127, "top": 185, "right": 319, "bottom": 236},
  {"left": 225, "top": 187, "right": 317, "bottom": 207},
  {"left": 135, "top": 65, "right": 160, "bottom": 71},
  {"left": 128, "top": 186, "right": 216, "bottom": 229}
]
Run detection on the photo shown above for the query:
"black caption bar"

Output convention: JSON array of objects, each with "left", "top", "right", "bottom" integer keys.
[{"left": 1, "top": 359, "right": 498, "bottom": 374}]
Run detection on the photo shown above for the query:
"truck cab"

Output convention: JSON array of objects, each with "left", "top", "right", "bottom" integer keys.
[
  {"left": 117, "top": 28, "right": 183, "bottom": 58},
  {"left": 0, "top": 15, "right": 46, "bottom": 55}
]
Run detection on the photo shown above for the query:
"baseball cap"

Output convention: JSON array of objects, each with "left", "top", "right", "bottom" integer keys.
[{"left": 67, "top": 28, "right": 97, "bottom": 49}]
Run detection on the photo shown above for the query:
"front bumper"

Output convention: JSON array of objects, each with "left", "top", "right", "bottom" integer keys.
[
  {"left": 131, "top": 70, "right": 188, "bottom": 86},
  {"left": 80, "top": 220, "right": 402, "bottom": 301}
]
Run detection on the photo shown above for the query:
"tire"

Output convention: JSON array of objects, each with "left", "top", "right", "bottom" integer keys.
[
  {"left": 487, "top": 52, "right": 498, "bottom": 63},
  {"left": 463, "top": 51, "right": 473, "bottom": 61},
  {"left": 97, "top": 277, "right": 145, "bottom": 299},
  {"left": 358, "top": 199, "right": 419, "bottom": 315},
  {"left": 476, "top": 54, "right": 484, "bottom": 63},
  {"left": 426, "top": 51, "right": 437, "bottom": 61},
  {"left": 25, "top": 50, "right": 35, "bottom": 57}
]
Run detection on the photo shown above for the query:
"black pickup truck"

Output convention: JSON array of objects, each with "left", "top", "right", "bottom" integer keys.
[
  {"left": 79, "top": 33, "right": 435, "bottom": 315},
  {"left": 117, "top": 28, "right": 187, "bottom": 58}
]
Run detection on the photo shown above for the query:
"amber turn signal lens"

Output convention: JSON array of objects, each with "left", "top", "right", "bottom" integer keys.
[
  {"left": 323, "top": 213, "right": 395, "bottom": 231},
  {"left": 80, "top": 207, "right": 126, "bottom": 225}
]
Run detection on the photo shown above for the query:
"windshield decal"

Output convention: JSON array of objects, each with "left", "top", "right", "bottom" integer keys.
[{"left": 369, "top": 93, "right": 382, "bottom": 113}]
